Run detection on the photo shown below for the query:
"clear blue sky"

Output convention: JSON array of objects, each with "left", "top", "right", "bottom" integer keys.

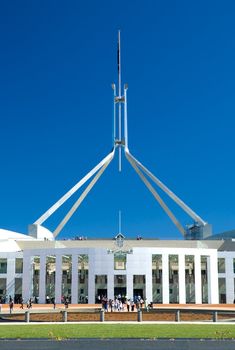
[{"left": 0, "top": 0, "right": 235, "bottom": 240}]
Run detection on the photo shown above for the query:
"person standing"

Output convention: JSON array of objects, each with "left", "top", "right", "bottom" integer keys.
[
  {"left": 127, "top": 299, "right": 130, "bottom": 312},
  {"left": 131, "top": 300, "right": 135, "bottom": 312},
  {"left": 64, "top": 299, "right": 69, "bottom": 309},
  {"left": 144, "top": 298, "right": 149, "bottom": 311},
  {"left": 109, "top": 299, "right": 113, "bottom": 312},
  {"left": 9, "top": 300, "right": 14, "bottom": 314}
]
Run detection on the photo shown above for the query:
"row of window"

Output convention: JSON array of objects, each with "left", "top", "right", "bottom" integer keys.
[
  {"left": 0, "top": 258, "right": 23, "bottom": 274},
  {"left": 218, "top": 258, "right": 235, "bottom": 274},
  {"left": 0, "top": 257, "right": 235, "bottom": 275}
]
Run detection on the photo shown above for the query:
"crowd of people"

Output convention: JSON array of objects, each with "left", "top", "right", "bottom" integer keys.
[
  {"left": 98, "top": 294, "right": 153, "bottom": 312},
  {"left": 0, "top": 294, "right": 153, "bottom": 313}
]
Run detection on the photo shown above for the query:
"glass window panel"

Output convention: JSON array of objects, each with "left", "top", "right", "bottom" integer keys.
[
  {"left": 114, "top": 275, "right": 126, "bottom": 299},
  {"left": 15, "top": 258, "right": 23, "bottom": 274},
  {"left": 201, "top": 256, "right": 208, "bottom": 303},
  {"left": 133, "top": 275, "right": 146, "bottom": 300},
  {"left": 46, "top": 256, "right": 56, "bottom": 303},
  {"left": 114, "top": 253, "right": 126, "bottom": 270},
  {"left": 219, "top": 278, "right": 226, "bottom": 303},
  {"left": 152, "top": 255, "right": 162, "bottom": 303},
  {"left": 32, "top": 256, "right": 40, "bottom": 300},
  {"left": 0, "top": 278, "right": 6, "bottom": 300},
  {"left": 185, "top": 255, "right": 195, "bottom": 303},
  {"left": 61, "top": 255, "right": 72, "bottom": 303},
  {"left": 0, "top": 259, "right": 7, "bottom": 274},
  {"left": 15, "top": 278, "right": 22, "bottom": 301},
  {"left": 78, "top": 255, "right": 89, "bottom": 303},
  {"left": 218, "top": 258, "right": 225, "bottom": 273},
  {"left": 95, "top": 275, "right": 107, "bottom": 303},
  {"left": 169, "top": 255, "right": 179, "bottom": 303}
]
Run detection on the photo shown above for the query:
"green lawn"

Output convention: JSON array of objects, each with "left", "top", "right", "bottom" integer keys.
[{"left": 0, "top": 324, "right": 235, "bottom": 339}]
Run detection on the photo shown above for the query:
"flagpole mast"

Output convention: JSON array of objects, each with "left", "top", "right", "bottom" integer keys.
[
  {"left": 118, "top": 30, "right": 122, "bottom": 172},
  {"left": 118, "top": 30, "right": 121, "bottom": 102}
]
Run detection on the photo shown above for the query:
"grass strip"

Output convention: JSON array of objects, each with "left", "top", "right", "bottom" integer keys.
[{"left": 0, "top": 324, "right": 235, "bottom": 339}]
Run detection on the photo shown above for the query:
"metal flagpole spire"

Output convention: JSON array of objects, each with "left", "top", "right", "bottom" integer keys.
[
  {"left": 114, "top": 30, "right": 129, "bottom": 167},
  {"left": 31, "top": 32, "right": 211, "bottom": 240},
  {"left": 118, "top": 30, "right": 121, "bottom": 106},
  {"left": 118, "top": 30, "right": 122, "bottom": 172}
]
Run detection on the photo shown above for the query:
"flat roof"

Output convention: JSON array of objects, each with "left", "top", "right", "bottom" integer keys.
[{"left": 15, "top": 239, "right": 232, "bottom": 251}]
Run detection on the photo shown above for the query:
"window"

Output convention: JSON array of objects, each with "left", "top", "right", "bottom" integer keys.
[
  {"left": 15, "top": 258, "right": 23, "bottom": 274},
  {"left": 115, "top": 275, "right": 126, "bottom": 284},
  {"left": 219, "top": 278, "right": 226, "bottom": 303},
  {"left": 62, "top": 255, "right": 72, "bottom": 299},
  {"left": 78, "top": 255, "right": 89, "bottom": 303},
  {"left": 0, "top": 259, "right": 7, "bottom": 274},
  {"left": 218, "top": 258, "right": 225, "bottom": 273},
  {"left": 95, "top": 275, "right": 107, "bottom": 284},
  {"left": 133, "top": 275, "right": 145, "bottom": 284},
  {"left": 114, "top": 253, "right": 126, "bottom": 270},
  {"left": 32, "top": 256, "right": 40, "bottom": 298},
  {"left": 185, "top": 255, "right": 195, "bottom": 303},
  {"left": 0, "top": 278, "right": 6, "bottom": 296}
]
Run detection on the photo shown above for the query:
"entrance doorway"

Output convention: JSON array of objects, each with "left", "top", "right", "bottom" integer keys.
[
  {"left": 114, "top": 287, "right": 126, "bottom": 299},
  {"left": 133, "top": 288, "right": 144, "bottom": 300},
  {"left": 96, "top": 288, "right": 107, "bottom": 303}
]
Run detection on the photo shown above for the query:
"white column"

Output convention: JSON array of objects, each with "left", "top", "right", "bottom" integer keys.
[
  {"left": 162, "top": 253, "right": 169, "bottom": 304},
  {"left": 39, "top": 255, "right": 46, "bottom": 303},
  {"left": 6, "top": 257, "right": 15, "bottom": 300},
  {"left": 107, "top": 273, "right": 114, "bottom": 300},
  {"left": 178, "top": 254, "right": 186, "bottom": 304},
  {"left": 22, "top": 255, "right": 32, "bottom": 302},
  {"left": 208, "top": 252, "right": 219, "bottom": 304},
  {"left": 126, "top": 274, "right": 133, "bottom": 300},
  {"left": 71, "top": 254, "right": 78, "bottom": 304},
  {"left": 225, "top": 255, "right": 234, "bottom": 304},
  {"left": 88, "top": 253, "right": 95, "bottom": 303},
  {"left": 145, "top": 254, "right": 152, "bottom": 302},
  {"left": 195, "top": 254, "right": 202, "bottom": 304},
  {"left": 145, "top": 271, "right": 152, "bottom": 302},
  {"left": 55, "top": 254, "right": 62, "bottom": 304}
]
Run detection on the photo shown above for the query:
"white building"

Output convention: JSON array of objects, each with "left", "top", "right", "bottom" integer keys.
[{"left": 0, "top": 227, "right": 233, "bottom": 305}]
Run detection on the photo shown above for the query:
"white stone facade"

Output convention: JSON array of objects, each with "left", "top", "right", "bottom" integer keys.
[{"left": 2, "top": 231, "right": 235, "bottom": 305}]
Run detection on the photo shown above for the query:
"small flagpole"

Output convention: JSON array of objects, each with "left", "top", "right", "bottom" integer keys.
[{"left": 119, "top": 210, "right": 122, "bottom": 233}]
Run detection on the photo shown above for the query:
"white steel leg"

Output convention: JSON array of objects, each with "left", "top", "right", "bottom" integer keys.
[
  {"left": 126, "top": 153, "right": 185, "bottom": 236},
  {"left": 34, "top": 150, "right": 115, "bottom": 225},
  {"left": 126, "top": 151, "right": 206, "bottom": 226},
  {"left": 53, "top": 155, "right": 113, "bottom": 238}
]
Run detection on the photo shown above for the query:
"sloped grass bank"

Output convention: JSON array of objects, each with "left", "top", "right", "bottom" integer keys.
[{"left": 0, "top": 324, "right": 235, "bottom": 339}]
